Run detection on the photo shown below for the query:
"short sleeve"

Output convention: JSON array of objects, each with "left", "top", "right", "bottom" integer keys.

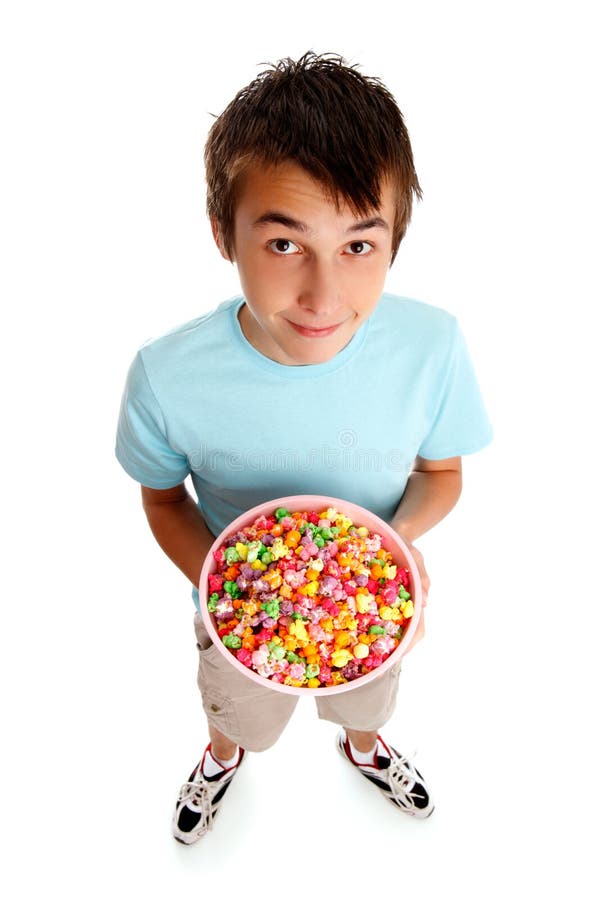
[
  {"left": 418, "top": 317, "right": 493, "bottom": 459},
  {"left": 115, "top": 350, "right": 191, "bottom": 488}
]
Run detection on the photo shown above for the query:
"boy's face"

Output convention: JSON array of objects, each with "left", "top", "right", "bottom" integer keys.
[{"left": 212, "top": 160, "right": 395, "bottom": 366}]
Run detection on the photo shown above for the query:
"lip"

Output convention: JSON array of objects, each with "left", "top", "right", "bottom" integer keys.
[{"left": 287, "top": 320, "right": 342, "bottom": 338}]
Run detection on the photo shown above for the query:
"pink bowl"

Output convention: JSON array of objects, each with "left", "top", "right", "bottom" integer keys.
[{"left": 198, "top": 495, "right": 422, "bottom": 696}]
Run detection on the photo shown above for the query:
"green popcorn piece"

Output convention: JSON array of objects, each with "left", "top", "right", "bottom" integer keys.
[
  {"left": 369, "top": 625, "right": 386, "bottom": 635},
  {"left": 274, "top": 507, "right": 289, "bottom": 520},
  {"left": 259, "top": 550, "right": 273, "bottom": 565},
  {"left": 224, "top": 546, "right": 240, "bottom": 564},
  {"left": 207, "top": 594, "right": 219, "bottom": 612},
  {"left": 261, "top": 599, "right": 280, "bottom": 619},
  {"left": 398, "top": 586, "right": 411, "bottom": 600},
  {"left": 222, "top": 634, "right": 242, "bottom": 649},
  {"left": 246, "top": 540, "right": 263, "bottom": 563},
  {"left": 223, "top": 580, "right": 241, "bottom": 598},
  {"left": 313, "top": 535, "right": 325, "bottom": 548},
  {"left": 305, "top": 663, "right": 320, "bottom": 678},
  {"left": 319, "top": 526, "right": 333, "bottom": 540},
  {"left": 270, "top": 645, "right": 286, "bottom": 661}
]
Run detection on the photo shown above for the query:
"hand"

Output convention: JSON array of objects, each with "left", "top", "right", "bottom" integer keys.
[{"left": 398, "top": 538, "right": 429, "bottom": 654}]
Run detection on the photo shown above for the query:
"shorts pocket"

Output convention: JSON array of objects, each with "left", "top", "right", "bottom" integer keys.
[{"left": 193, "top": 611, "right": 220, "bottom": 660}]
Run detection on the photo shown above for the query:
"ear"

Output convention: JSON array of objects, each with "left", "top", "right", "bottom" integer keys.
[{"left": 210, "top": 217, "right": 234, "bottom": 262}]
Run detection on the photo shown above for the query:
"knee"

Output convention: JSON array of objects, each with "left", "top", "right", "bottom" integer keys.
[{"left": 240, "top": 730, "right": 285, "bottom": 753}]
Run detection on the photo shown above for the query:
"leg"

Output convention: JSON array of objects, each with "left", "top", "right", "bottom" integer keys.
[
  {"left": 345, "top": 728, "right": 378, "bottom": 753},
  {"left": 208, "top": 721, "right": 238, "bottom": 760}
]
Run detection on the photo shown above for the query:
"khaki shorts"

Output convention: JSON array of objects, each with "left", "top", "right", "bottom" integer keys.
[{"left": 194, "top": 612, "right": 402, "bottom": 752}]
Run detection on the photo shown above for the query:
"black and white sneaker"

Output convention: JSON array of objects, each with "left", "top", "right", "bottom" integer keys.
[
  {"left": 336, "top": 729, "right": 434, "bottom": 818},
  {"left": 172, "top": 744, "right": 246, "bottom": 844}
]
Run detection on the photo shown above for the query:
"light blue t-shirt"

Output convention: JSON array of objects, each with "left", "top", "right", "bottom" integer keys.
[{"left": 116, "top": 293, "right": 493, "bottom": 611}]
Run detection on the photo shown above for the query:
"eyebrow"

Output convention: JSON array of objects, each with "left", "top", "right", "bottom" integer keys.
[{"left": 251, "top": 211, "right": 390, "bottom": 234}]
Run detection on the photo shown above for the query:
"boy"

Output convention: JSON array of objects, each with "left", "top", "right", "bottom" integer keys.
[{"left": 116, "top": 51, "right": 493, "bottom": 844}]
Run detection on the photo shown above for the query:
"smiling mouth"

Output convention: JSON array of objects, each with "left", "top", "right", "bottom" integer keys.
[{"left": 287, "top": 320, "right": 342, "bottom": 337}]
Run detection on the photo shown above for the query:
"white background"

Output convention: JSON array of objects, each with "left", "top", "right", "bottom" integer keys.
[{"left": 1, "top": 1, "right": 598, "bottom": 897}]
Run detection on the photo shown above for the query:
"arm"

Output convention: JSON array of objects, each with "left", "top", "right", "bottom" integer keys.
[
  {"left": 390, "top": 455, "right": 462, "bottom": 544},
  {"left": 390, "top": 455, "right": 463, "bottom": 650},
  {"left": 141, "top": 482, "right": 216, "bottom": 588}
]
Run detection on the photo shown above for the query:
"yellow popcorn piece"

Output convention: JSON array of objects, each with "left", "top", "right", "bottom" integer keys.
[
  {"left": 400, "top": 600, "right": 414, "bottom": 618},
  {"left": 235, "top": 542, "right": 248, "bottom": 560},
  {"left": 250, "top": 560, "right": 267, "bottom": 571},
  {"left": 270, "top": 537, "right": 289, "bottom": 560},
  {"left": 382, "top": 564, "right": 397, "bottom": 579},
  {"left": 298, "top": 580, "right": 318, "bottom": 597},
  {"left": 353, "top": 643, "right": 369, "bottom": 660},
  {"left": 356, "top": 526, "right": 369, "bottom": 537},
  {"left": 356, "top": 593, "right": 374, "bottom": 614},
  {"left": 289, "top": 620, "right": 308, "bottom": 642},
  {"left": 379, "top": 606, "right": 394, "bottom": 620},
  {"left": 331, "top": 648, "right": 354, "bottom": 668},
  {"left": 307, "top": 678, "right": 320, "bottom": 688}
]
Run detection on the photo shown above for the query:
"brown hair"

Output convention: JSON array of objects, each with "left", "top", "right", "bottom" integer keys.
[{"left": 204, "top": 51, "right": 422, "bottom": 266}]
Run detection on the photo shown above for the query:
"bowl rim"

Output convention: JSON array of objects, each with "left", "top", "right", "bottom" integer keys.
[{"left": 198, "top": 494, "right": 422, "bottom": 696}]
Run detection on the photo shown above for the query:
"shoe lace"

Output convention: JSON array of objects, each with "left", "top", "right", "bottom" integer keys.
[
  {"left": 386, "top": 749, "right": 423, "bottom": 809},
  {"left": 178, "top": 780, "right": 214, "bottom": 831}
]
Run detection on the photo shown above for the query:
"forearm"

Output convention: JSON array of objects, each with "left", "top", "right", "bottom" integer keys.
[
  {"left": 142, "top": 488, "right": 216, "bottom": 588},
  {"left": 390, "top": 470, "right": 462, "bottom": 544}
]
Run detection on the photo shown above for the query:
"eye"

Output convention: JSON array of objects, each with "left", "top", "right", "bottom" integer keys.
[
  {"left": 268, "top": 238, "right": 301, "bottom": 255},
  {"left": 345, "top": 241, "right": 374, "bottom": 256}
]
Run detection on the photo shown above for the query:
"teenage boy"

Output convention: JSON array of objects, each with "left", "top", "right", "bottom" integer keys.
[{"left": 116, "top": 51, "right": 493, "bottom": 844}]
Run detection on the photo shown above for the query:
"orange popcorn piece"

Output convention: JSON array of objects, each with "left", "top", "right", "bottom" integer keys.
[
  {"left": 284, "top": 530, "right": 301, "bottom": 548},
  {"left": 337, "top": 554, "right": 353, "bottom": 567},
  {"left": 334, "top": 631, "right": 352, "bottom": 648},
  {"left": 263, "top": 571, "right": 282, "bottom": 589}
]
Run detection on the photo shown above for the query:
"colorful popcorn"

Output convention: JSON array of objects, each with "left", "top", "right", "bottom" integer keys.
[{"left": 206, "top": 506, "right": 414, "bottom": 688}]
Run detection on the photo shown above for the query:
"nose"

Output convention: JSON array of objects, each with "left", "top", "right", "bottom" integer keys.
[{"left": 296, "top": 257, "right": 343, "bottom": 321}]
